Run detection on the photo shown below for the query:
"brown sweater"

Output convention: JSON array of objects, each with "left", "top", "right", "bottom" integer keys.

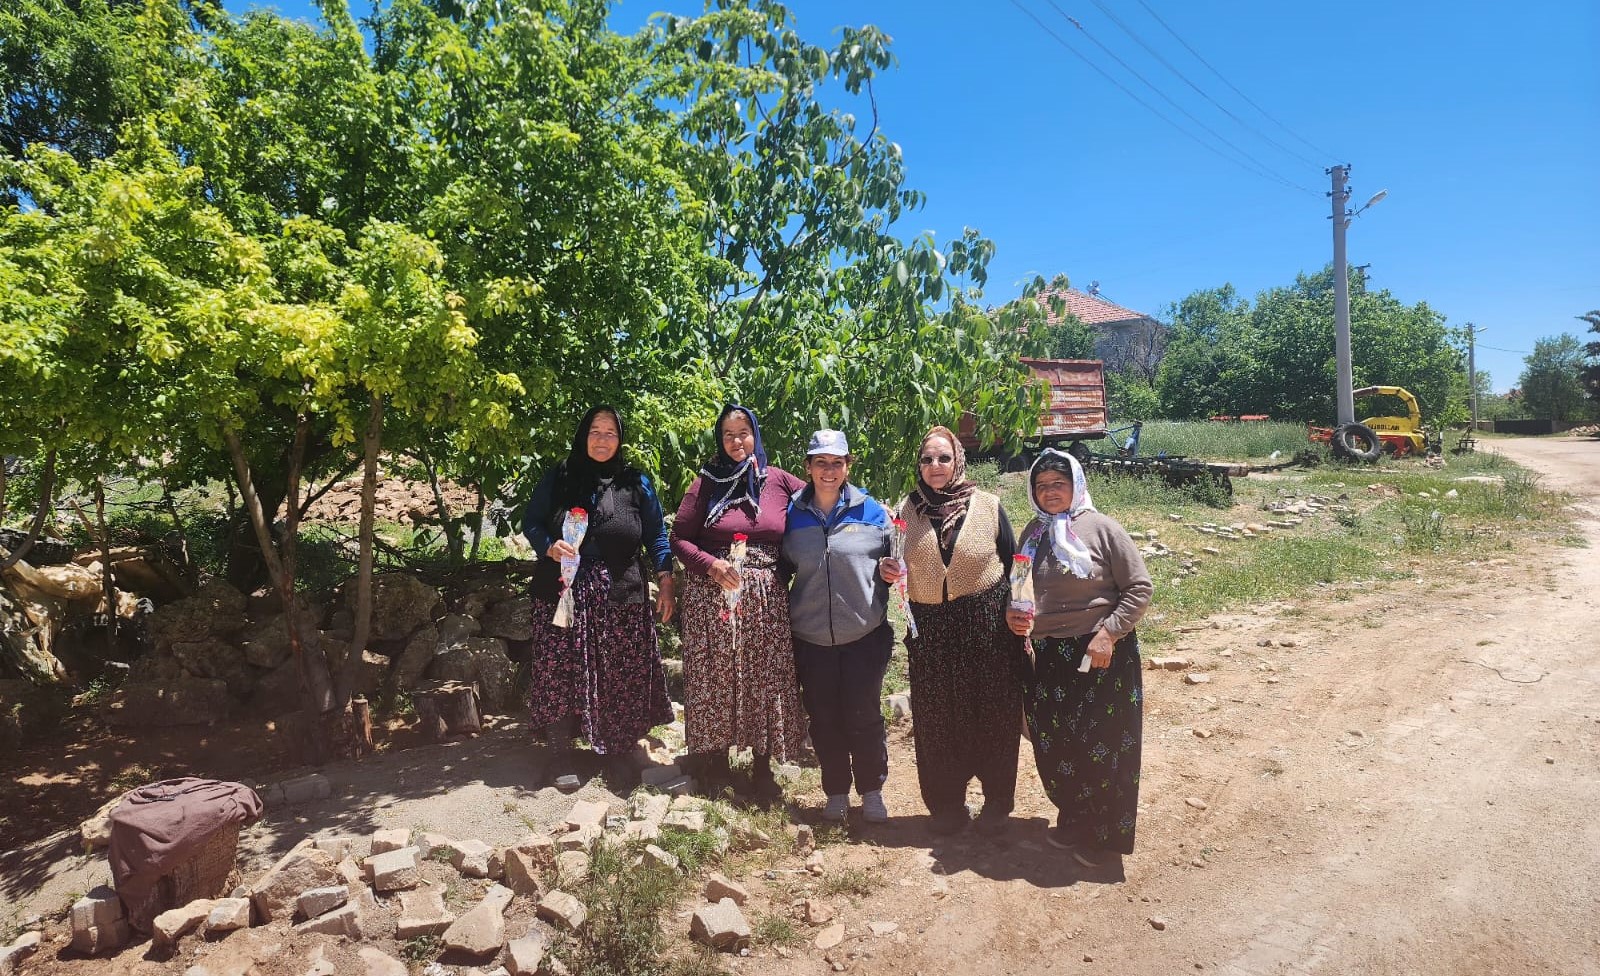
[{"left": 1024, "top": 510, "right": 1153, "bottom": 639}]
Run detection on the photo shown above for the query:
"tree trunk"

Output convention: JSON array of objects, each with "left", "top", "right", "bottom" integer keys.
[
  {"left": 0, "top": 450, "right": 58, "bottom": 572},
  {"left": 337, "top": 393, "right": 383, "bottom": 703},
  {"left": 93, "top": 481, "right": 117, "bottom": 641},
  {"left": 418, "top": 447, "right": 463, "bottom": 565},
  {"left": 224, "top": 426, "right": 352, "bottom": 764}
]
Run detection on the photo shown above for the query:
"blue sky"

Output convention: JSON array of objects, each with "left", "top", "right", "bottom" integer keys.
[{"left": 250, "top": 0, "right": 1599, "bottom": 393}]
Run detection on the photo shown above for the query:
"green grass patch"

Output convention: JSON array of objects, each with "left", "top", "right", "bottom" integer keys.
[
  {"left": 751, "top": 910, "right": 804, "bottom": 948},
  {"left": 817, "top": 865, "right": 884, "bottom": 899},
  {"left": 1126, "top": 420, "right": 1313, "bottom": 461}
]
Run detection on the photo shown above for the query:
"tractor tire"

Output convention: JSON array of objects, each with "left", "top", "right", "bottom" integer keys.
[{"left": 1331, "top": 423, "right": 1383, "bottom": 463}]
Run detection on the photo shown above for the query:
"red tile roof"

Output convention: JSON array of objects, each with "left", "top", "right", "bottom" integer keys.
[{"left": 1034, "top": 288, "right": 1153, "bottom": 327}]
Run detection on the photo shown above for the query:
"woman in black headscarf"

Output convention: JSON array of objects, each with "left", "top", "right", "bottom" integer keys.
[
  {"left": 523, "top": 406, "right": 675, "bottom": 783},
  {"left": 671, "top": 405, "right": 808, "bottom": 800}
]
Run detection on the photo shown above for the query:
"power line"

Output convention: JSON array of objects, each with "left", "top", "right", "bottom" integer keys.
[
  {"left": 1040, "top": 0, "right": 1320, "bottom": 196},
  {"left": 1134, "top": 0, "right": 1340, "bottom": 163},
  {"left": 1477, "top": 343, "right": 1533, "bottom": 355},
  {"left": 1087, "top": 0, "right": 1325, "bottom": 169},
  {"left": 1007, "top": 0, "right": 1318, "bottom": 198}
]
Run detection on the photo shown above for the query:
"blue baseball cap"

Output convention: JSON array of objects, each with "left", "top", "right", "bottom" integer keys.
[{"left": 806, "top": 429, "right": 850, "bottom": 456}]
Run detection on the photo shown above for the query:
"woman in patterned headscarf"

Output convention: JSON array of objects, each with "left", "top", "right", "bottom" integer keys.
[
  {"left": 1005, "top": 448, "right": 1153, "bottom": 866},
  {"left": 671, "top": 405, "right": 808, "bottom": 801},
  {"left": 895, "top": 426, "right": 1026, "bottom": 836}
]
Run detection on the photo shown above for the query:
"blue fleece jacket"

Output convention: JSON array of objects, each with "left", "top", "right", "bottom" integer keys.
[{"left": 782, "top": 482, "right": 893, "bottom": 646}]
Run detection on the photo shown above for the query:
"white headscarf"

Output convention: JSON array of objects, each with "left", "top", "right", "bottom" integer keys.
[{"left": 1025, "top": 448, "right": 1097, "bottom": 579}]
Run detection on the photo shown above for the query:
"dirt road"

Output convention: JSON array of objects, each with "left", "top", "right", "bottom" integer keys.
[{"left": 750, "top": 435, "right": 1600, "bottom": 976}]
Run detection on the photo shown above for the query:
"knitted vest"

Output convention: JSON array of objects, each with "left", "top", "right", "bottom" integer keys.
[{"left": 901, "top": 491, "right": 1005, "bottom": 604}]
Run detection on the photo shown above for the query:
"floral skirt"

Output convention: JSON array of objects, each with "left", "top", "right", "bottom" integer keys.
[
  {"left": 677, "top": 543, "right": 806, "bottom": 760},
  {"left": 1023, "top": 631, "right": 1143, "bottom": 855},
  {"left": 526, "top": 563, "right": 672, "bottom": 755}
]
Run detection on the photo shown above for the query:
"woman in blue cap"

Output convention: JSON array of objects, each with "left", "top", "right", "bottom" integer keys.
[{"left": 783, "top": 429, "right": 901, "bottom": 823}]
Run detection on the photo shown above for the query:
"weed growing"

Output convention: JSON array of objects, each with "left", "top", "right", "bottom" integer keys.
[
  {"left": 559, "top": 839, "right": 695, "bottom": 976},
  {"left": 817, "top": 865, "right": 884, "bottom": 899}
]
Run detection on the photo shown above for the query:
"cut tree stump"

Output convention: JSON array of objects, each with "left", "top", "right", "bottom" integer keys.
[{"left": 413, "top": 679, "right": 481, "bottom": 741}]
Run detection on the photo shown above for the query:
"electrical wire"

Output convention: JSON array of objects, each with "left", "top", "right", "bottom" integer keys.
[
  {"left": 1477, "top": 344, "right": 1533, "bottom": 355},
  {"left": 1088, "top": 0, "right": 1325, "bottom": 169},
  {"left": 1134, "top": 0, "right": 1340, "bottom": 163},
  {"left": 1006, "top": 0, "right": 1318, "bottom": 198},
  {"left": 1041, "top": 0, "right": 1320, "bottom": 196}
]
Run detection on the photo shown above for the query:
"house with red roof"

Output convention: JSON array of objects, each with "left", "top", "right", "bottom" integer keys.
[{"left": 1034, "top": 284, "right": 1168, "bottom": 381}]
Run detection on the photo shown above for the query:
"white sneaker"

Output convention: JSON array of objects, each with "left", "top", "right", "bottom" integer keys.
[
  {"left": 822, "top": 794, "right": 850, "bottom": 822},
  {"left": 861, "top": 790, "right": 889, "bottom": 823}
]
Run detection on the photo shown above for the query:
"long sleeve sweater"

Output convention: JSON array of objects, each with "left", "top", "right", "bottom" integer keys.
[
  {"left": 1024, "top": 510, "right": 1154, "bottom": 639},
  {"left": 671, "top": 467, "right": 807, "bottom": 574}
]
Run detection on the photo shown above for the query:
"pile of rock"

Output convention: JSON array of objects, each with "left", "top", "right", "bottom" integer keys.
[{"left": 105, "top": 570, "right": 538, "bottom": 727}]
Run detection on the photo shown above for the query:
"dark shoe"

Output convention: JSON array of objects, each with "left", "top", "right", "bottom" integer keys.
[
  {"left": 973, "top": 805, "right": 1011, "bottom": 836},
  {"left": 1045, "top": 825, "right": 1075, "bottom": 851},
  {"left": 928, "top": 807, "right": 971, "bottom": 836},
  {"left": 746, "top": 754, "right": 785, "bottom": 804},
  {"left": 686, "top": 751, "right": 732, "bottom": 794}
]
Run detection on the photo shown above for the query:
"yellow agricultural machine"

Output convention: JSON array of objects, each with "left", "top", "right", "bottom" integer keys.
[{"left": 1308, "top": 385, "right": 1441, "bottom": 461}]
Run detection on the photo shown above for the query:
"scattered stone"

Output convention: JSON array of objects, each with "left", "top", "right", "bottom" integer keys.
[
  {"left": 815, "top": 923, "right": 846, "bottom": 950},
  {"left": 1183, "top": 673, "right": 1211, "bottom": 685},
  {"left": 1147, "top": 657, "right": 1191, "bottom": 671},
  {"left": 1256, "top": 638, "right": 1276, "bottom": 648},
  {"left": 203, "top": 897, "right": 251, "bottom": 935},
  {"left": 632, "top": 794, "right": 671, "bottom": 824},
  {"left": 294, "top": 889, "right": 382, "bottom": 941},
  {"left": 78, "top": 796, "right": 120, "bottom": 851},
  {"left": 794, "top": 824, "right": 815, "bottom": 853},
  {"left": 554, "top": 774, "right": 582, "bottom": 793},
  {"left": 153, "top": 899, "right": 215, "bottom": 948},
  {"left": 885, "top": 692, "right": 912, "bottom": 721},
  {"left": 1185, "top": 797, "right": 1209, "bottom": 811},
  {"left": 703, "top": 873, "right": 749, "bottom": 906},
  {"left": 365, "top": 846, "right": 421, "bottom": 892},
  {"left": 396, "top": 887, "right": 455, "bottom": 939},
  {"left": 1193, "top": 728, "right": 1213, "bottom": 739},
  {"left": 537, "top": 890, "right": 588, "bottom": 934},
  {"left": 565, "top": 799, "right": 610, "bottom": 831},
  {"left": 337, "top": 856, "right": 366, "bottom": 889},
  {"left": 501, "top": 849, "right": 544, "bottom": 897},
  {"left": 557, "top": 850, "right": 591, "bottom": 886},
  {"left": 642, "top": 844, "right": 680, "bottom": 871},
  {"left": 264, "top": 772, "right": 332, "bottom": 807},
  {"left": 251, "top": 844, "right": 340, "bottom": 922},
  {"left": 1167, "top": 513, "right": 1184, "bottom": 522},
  {"left": 624, "top": 821, "right": 661, "bottom": 842},
  {"left": 805, "top": 850, "right": 825, "bottom": 875},
  {"left": 312, "top": 836, "right": 358, "bottom": 861},
  {"left": 1148, "top": 916, "right": 1169, "bottom": 931},
  {"left": 1279, "top": 639, "right": 1298, "bottom": 648},
  {"left": 869, "top": 921, "right": 899, "bottom": 936},
  {"left": 505, "top": 932, "right": 550, "bottom": 976},
  {"left": 443, "top": 884, "right": 515, "bottom": 956},
  {"left": 662, "top": 809, "right": 707, "bottom": 832},
  {"left": 297, "top": 885, "right": 349, "bottom": 920},
  {"left": 558, "top": 824, "right": 602, "bottom": 851},
  {"left": 691, "top": 898, "right": 751, "bottom": 952},
  {"left": 804, "top": 899, "right": 835, "bottom": 925},
  {"left": 639, "top": 764, "right": 683, "bottom": 788},
  {"left": 448, "top": 838, "right": 495, "bottom": 878},
  {"left": 371, "top": 828, "right": 411, "bottom": 855},
  {"left": 0, "top": 932, "right": 42, "bottom": 974},
  {"left": 357, "top": 947, "right": 408, "bottom": 976}
]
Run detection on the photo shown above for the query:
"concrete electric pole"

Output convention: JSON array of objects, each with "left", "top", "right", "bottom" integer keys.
[
  {"left": 1466, "top": 323, "right": 1484, "bottom": 430},
  {"left": 1329, "top": 164, "right": 1355, "bottom": 426}
]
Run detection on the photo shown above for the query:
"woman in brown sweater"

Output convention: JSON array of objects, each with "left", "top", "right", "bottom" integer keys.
[
  {"left": 897, "top": 426, "right": 1025, "bottom": 836},
  {"left": 1006, "top": 448, "right": 1153, "bottom": 865}
]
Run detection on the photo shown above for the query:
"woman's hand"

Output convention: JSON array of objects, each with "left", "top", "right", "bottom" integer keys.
[
  {"left": 546, "top": 540, "right": 577, "bottom": 561},
  {"left": 1005, "top": 607, "right": 1034, "bottom": 637},
  {"left": 656, "top": 574, "right": 676, "bottom": 624},
  {"left": 878, "top": 557, "right": 904, "bottom": 585},
  {"left": 1086, "top": 628, "right": 1117, "bottom": 669},
  {"left": 708, "top": 558, "right": 740, "bottom": 591}
]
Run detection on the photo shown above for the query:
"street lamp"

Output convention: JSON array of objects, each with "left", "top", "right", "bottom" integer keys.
[{"left": 1329, "top": 166, "right": 1387, "bottom": 426}]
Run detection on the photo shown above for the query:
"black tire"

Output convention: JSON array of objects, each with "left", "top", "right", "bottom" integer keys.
[
  {"left": 1331, "top": 423, "right": 1382, "bottom": 462},
  {"left": 1067, "top": 441, "right": 1092, "bottom": 464}
]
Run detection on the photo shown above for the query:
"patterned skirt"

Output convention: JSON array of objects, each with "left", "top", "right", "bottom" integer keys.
[
  {"left": 906, "top": 579, "right": 1026, "bottom": 815},
  {"left": 526, "top": 562, "right": 672, "bottom": 755},
  {"left": 1023, "top": 631, "right": 1144, "bottom": 855},
  {"left": 678, "top": 542, "right": 806, "bottom": 759}
]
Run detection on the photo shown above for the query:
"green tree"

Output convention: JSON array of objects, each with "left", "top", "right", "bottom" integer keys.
[
  {"left": 1518, "top": 334, "right": 1593, "bottom": 422},
  {"left": 1578, "top": 310, "right": 1600, "bottom": 406}
]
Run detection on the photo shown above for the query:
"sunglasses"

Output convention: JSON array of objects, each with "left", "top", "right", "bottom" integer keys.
[{"left": 918, "top": 454, "right": 954, "bottom": 466}]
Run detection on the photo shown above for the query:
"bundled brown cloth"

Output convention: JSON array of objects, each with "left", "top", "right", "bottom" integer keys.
[{"left": 108, "top": 777, "right": 264, "bottom": 917}]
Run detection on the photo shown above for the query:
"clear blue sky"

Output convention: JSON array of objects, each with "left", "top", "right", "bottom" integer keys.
[{"left": 249, "top": 0, "right": 1599, "bottom": 393}]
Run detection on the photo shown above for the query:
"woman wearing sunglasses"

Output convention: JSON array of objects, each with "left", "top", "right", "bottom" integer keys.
[{"left": 893, "top": 425, "right": 1025, "bottom": 836}]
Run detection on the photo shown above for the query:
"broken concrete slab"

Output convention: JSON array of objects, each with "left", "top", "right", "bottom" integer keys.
[
  {"left": 395, "top": 887, "right": 455, "bottom": 940},
  {"left": 251, "top": 844, "right": 340, "bottom": 921},
  {"left": 364, "top": 846, "right": 420, "bottom": 892},
  {"left": 536, "top": 890, "right": 587, "bottom": 934},
  {"left": 296, "top": 885, "right": 349, "bottom": 920},
  {"left": 690, "top": 898, "right": 750, "bottom": 952},
  {"left": 442, "top": 884, "right": 514, "bottom": 957},
  {"left": 152, "top": 899, "right": 215, "bottom": 948}
]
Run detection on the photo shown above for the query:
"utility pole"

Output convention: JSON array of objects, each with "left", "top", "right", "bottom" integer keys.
[
  {"left": 1329, "top": 164, "right": 1354, "bottom": 426},
  {"left": 1466, "top": 323, "right": 1483, "bottom": 430}
]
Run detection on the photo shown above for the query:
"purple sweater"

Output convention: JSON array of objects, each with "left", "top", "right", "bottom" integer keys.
[{"left": 671, "top": 467, "right": 807, "bottom": 575}]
